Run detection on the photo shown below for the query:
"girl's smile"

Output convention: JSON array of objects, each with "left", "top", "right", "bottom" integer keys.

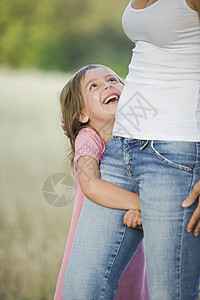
[{"left": 103, "top": 93, "right": 120, "bottom": 105}]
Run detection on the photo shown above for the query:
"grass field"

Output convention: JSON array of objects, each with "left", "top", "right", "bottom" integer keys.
[{"left": 0, "top": 69, "right": 74, "bottom": 300}]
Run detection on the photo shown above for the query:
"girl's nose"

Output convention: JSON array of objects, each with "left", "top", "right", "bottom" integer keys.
[{"left": 103, "top": 82, "right": 111, "bottom": 90}]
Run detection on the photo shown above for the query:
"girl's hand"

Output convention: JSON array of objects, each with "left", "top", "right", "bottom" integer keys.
[
  {"left": 61, "top": 116, "right": 68, "bottom": 136},
  {"left": 123, "top": 209, "right": 143, "bottom": 230},
  {"left": 182, "top": 180, "right": 200, "bottom": 237}
]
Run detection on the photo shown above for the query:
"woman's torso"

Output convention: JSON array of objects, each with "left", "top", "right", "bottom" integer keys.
[{"left": 113, "top": 0, "right": 200, "bottom": 141}]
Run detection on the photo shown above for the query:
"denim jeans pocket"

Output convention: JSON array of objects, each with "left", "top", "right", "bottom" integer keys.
[{"left": 150, "top": 140, "right": 194, "bottom": 173}]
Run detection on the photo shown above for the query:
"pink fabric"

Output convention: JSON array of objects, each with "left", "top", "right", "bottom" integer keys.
[{"left": 54, "top": 128, "right": 149, "bottom": 300}]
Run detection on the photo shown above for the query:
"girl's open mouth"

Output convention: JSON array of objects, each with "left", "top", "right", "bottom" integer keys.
[{"left": 103, "top": 94, "right": 119, "bottom": 105}]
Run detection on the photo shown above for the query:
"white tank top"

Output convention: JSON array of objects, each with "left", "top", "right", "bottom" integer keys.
[{"left": 113, "top": 0, "right": 200, "bottom": 141}]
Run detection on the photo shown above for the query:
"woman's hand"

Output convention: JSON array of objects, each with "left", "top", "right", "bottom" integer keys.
[
  {"left": 123, "top": 209, "right": 143, "bottom": 230},
  {"left": 182, "top": 180, "right": 200, "bottom": 237}
]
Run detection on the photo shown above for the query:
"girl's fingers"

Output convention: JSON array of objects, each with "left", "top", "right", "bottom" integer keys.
[
  {"left": 123, "top": 213, "right": 130, "bottom": 224},
  {"left": 132, "top": 222, "right": 139, "bottom": 228},
  {"left": 61, "top": 116, "right": 68, "bottom": 134},
  {"left": 137, "top": 217, "right": 142, "bottom": 226},
  {"left": 123, "top": 210, "right": 142, "bottom": 228},
  {"left": 125, "top": 217, "right": 137, "bottom": 228},
  {"left": 61, "top": 121, "right": 66, "bottom": 130},
  {"left": 135, "top": 224, "right": 143, "bottom": 230}
]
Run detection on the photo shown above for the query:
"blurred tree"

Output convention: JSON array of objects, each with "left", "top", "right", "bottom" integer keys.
[{"left": 0, "top": 0, "right": 133, "bottom": 77}]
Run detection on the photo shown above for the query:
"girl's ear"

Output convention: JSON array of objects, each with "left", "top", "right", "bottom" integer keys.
[{"left": 79, "top": 112, "right": 89, "bottom": 123}]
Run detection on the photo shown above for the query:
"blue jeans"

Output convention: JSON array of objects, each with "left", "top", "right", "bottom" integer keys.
[{"left": 63, "top": 138, "right": 200, "bottom": 300}]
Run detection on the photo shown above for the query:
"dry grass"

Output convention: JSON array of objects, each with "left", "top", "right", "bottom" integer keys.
[{"left": 0, "top": 69, "right": 74, "bottom": 300}]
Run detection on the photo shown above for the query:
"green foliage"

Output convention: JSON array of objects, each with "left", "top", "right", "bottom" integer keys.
[{"left": 0, "top": 0, "right": 133, "bottom": 77}]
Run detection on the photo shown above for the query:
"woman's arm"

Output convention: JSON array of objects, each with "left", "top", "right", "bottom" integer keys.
[
  {"left": 77, "top": 155, "right": 140, "bottom": 210},
  {"left": 195, "top": 0, "right": 200, "bottom": 18},
  {"left": 190, "top": 0, "right": 200, "bottom": 17}
]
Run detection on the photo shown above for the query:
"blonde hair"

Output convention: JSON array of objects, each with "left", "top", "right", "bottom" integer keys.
[{"left": 60, "top": 64, "right": 123, "bottom": 166}]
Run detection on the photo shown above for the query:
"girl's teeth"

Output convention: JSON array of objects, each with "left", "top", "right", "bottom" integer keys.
[{"left": 105, "top": 95, "right": 118, "bottom": 104}]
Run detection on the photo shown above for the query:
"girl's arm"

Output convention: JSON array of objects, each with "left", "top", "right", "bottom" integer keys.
[{"left": 77, "top": 155, "right": 140, "bottom": 210}]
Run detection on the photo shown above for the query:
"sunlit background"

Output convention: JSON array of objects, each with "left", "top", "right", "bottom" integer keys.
[{"left": 0, "top": 0, "right": 133, "bottom": 299}]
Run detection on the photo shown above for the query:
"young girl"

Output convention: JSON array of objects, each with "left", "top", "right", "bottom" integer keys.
[{"left": 54, "top": 64, "right": 149, "bottom": 300}]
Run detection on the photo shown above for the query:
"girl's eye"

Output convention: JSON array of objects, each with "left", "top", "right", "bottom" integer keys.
[
  {"left": 90, "top": 83, "right": 98, "bottom": 90},
  {"left": 108, "top": 77, "right": 117, "bottom": 82}
]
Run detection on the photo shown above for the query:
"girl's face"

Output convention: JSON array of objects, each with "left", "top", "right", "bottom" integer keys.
[{"left": 80, "top": 67, "right": 124, "bottom": 129}]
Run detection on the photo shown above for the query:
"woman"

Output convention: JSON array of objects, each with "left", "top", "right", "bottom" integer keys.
[{"left": 63, "top": 0, "right": 200, "bottom": 299}]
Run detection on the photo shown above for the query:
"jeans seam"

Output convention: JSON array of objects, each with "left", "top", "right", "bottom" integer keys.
[
  {"left": 190, "top": 142, "right": 199, "bottom": 190},
  {"left": 179, "top": 166, "right": 195, "bottom": 300},
  {"left": 126, "top": 165, "right": 140, "bottom": 184},
  {"left": 178, "top": 206, "right": 185, "bottom": 299},
  {"left": 100, "top": 226, "right": 128, "bottom": 300},
  {"left": 123, "top": 139, "right": 140, "bottom": 184},
  {"left": 196, "top": 142, "right": 199, "bottom": 168}
]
